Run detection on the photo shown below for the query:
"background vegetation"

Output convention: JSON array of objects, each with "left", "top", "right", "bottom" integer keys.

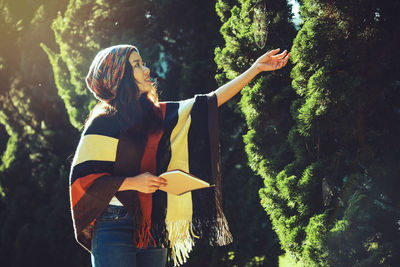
[{"left": 0, "top": 0, "right": 399, "bottom": 266}]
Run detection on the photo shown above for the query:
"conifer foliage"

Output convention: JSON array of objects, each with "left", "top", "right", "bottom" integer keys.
[
  {"left": 215, "top": 0, "right": 297, "bottom": 265},
  {"left": 1, "top": 0, "right": 399, "bottom": 266},
  {"left": 288, "top": 0, "right": 400, "bottom": 265},
  {"left": 218, "top": 0, "right": 400, "bottom": 266},
  {"left": 0, "top": 0, "right": 80, "bottom": 266},
  {"left": 42, "top": 0, "right": 160, "bottom": 128}
]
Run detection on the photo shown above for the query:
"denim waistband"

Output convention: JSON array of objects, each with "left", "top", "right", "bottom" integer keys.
[{"left": 101, "top": 205, "right": 128, "bottom": 217}]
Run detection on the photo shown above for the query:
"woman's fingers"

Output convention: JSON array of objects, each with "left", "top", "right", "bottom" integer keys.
[
  {"left": 282, "top": 53, "right": 290, "bottom": 65},
  {"left": 258, "top": 48, "right": 280, "bottom": 61},
  {"left": 151, "top": 177, "right": 168, "bottom": 187},
  {"left": 263, "top": 52, "right": 289, "bottom": 71},
  {"left": 146, "top": 178, "right": 167, "bottom": 193},
  {"left": 267, "top": 48, "right": 281, "bottom": 55},
  {"left": 276, "top": 53, "right": 290, "bottom": 65},
  {"left": 133, "top": 173, "right": 169, "bottom": 193},
  {"left": 257, "top": 48, "right": 288, "bottom": 65},
  {"left": 272, "top": 50, "right": 287, "bottom": 59}
]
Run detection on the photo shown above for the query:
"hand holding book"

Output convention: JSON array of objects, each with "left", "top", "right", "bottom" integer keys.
[
  {"left": 118, "top": 172, "right": 168, "bottom": 193},
  {"left": 159, "top": 169, "right": 215, "bottom": 196}
]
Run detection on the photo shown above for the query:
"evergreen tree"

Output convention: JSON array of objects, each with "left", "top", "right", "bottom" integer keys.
[
  {"left": 42, "top": 0, "right": 161, "bottom": 129},
  {"left": 145, "top": 0, "right": 224, "bottom": 102},
  {"left": 215, "top": 0, "right": 297, "bottom": 266},
  {"left": 42, "top": 0, "right": 225, "bottom": 127},
  {"left": 222, "top": 0, "right": 400, "bottom": 265},
  {"left": 289, "top": 0, "right": 400, "bottom": 265},
  {"left": 0, "top": 0, "right": 82, "bottom": 266},
  {"left": 0, "top": 124, "right": 7, "bottom": 165}
]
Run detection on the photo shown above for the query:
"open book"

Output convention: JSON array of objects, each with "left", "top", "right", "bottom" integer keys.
[{"left": 159, "top": 169, "right": 214, "bottom": 196}]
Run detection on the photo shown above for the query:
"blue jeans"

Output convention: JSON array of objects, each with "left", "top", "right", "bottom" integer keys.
[{"left": 91, "top": 205, "right": 167, "bottom": 267}]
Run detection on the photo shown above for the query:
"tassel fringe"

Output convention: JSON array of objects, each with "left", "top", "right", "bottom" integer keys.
[
  {"left": 215, "top": 216, "right": 233, "bottom": 245},
  {"left": 166, "top": 219, "right": 200, "bottom": 266},
  {"left": 137, "top": 220, "right": 156, "bottom": 248}
]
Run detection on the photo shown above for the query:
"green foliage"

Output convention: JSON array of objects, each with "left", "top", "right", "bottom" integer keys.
[
  {"left": 302, "top": 212, "right": 328, "bottom": 266},
  {"left": 288, "top": 0, "right": 400, "bottom": 264},
  {"left": 43, "top": 0, "right": 225, "bottom": 127},
  {"left": 42, "top": 0, "right": 147, "bottom": 128},
  {"left": 0, "top": 132, "right": 17, "bottom": 171},
  {"left": 0, "top": 0, "right": 86, "bottom": 265},
  {"left": 215, "top": 0, "right": 297, "bottom": 266},
  {"left": 217, "top": 0, "right": 400, "bottom": 266},
  {"left": 3, "top": 0, "right": 398, "bottom": 266}
]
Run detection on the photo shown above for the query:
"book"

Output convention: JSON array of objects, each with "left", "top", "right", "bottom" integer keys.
[{"left": 159, "top": 169, "right": 214, "bottom": 196}]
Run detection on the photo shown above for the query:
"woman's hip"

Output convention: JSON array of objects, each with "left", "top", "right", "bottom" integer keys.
[{"left": 91, "top": 205, "right": 167, "bottom": 267}]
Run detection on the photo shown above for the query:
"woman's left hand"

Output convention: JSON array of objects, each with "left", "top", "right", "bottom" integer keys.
[
  {"left": 212, "top": 47, "right": 290, "bottom": 107},
  {"left": 252, "top": 48, "right": 290, "bottom": 73}
]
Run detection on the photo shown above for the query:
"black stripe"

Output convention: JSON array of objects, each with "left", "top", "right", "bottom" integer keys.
[
  {"left": 114, "top": 126, "right": 146, "bottom": 177},
  {"left": 84, "top": 114, "right": 121, "bottom": 138},
  {"left": 70, "top": 161, "right": 115, "bottom": 184},
  {"left": 207, "top": 93, "right": 230, "bottom": 243},
  {"left": 156, "top": 102, "right": 180, "bottom": 175},
  {"left": 73, "top": 174, "right": 125, "bottom": 251},
  {"left": 152, "top": 102, "right": 180, "bottom": 245},
  {"left": 207, "top": 93, "right": 220, "bottom": 187},
  {"left": 188, "top": 95, "right": 217, "bottom": 223}
]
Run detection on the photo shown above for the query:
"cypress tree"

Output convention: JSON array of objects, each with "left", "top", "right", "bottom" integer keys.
[
  {"left": 289, "top": 0, "right": 400, "bottom": 265},
  {"left": 0, "top": 0, "right": 81, "bottom": 265},
  {"left": 234, "top": 0, "right": 400, "bottom": 265},
  {"left": 215, "top": 0, "right": 297, "bottom": 266},
  {"left": 0, "top": 124, "right": 7, "bottom": 166},
  {"left": 41, "top": 0, "right": 160, "bottom": 128}
]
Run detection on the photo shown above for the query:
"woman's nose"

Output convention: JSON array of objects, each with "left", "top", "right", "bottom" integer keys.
[{"left": 144, "top": 66, "right": 150, "bottom": 75}]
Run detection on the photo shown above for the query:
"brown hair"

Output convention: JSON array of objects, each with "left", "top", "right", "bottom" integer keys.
[{"left": 85, "top": 52, "right": 162, "bottom": 133}]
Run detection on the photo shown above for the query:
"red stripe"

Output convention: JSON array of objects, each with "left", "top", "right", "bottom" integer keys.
[
  {"left": 137, "top": 104, "right": 166, "bottom": 247},
  {"left": 159, "top": 102, "right": 166, "bottom": 119},
  {"left": 70, "top": 172, "right": 110, "bottom": 207}
]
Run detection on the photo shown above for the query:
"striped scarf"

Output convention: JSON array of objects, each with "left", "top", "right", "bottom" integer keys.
[{"left": 69, "top": 93, "right": 232, "bottom": 265}]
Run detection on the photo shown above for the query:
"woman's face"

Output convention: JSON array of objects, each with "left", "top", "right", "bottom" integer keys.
[{"left": 128, "top": 51, "right": 153, "bottom": 95}]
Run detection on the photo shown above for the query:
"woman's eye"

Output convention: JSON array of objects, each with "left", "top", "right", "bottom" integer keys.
[{"left": 134, "top": 61, "right": 146, "bottom": 68}]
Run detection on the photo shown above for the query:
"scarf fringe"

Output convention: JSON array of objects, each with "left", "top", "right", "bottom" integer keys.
[
  {"left": 191, "top": 216, "right": 233, "bottom": 246},
  {"left": 214, "top": 216, "right": 233, "bottom": 245},
  {"left": 137, "top": 220, "right": 156, "bottom": 248},
  {"left": 166, "top": 219, "right": 199, "bottom": 266},
  {"left": 149, "top": 220, "right": 169, "bottom": 247}
]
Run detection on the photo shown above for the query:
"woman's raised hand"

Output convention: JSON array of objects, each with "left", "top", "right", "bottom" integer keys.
[
  {"left": 252, "top": 48, "right": 290, "bottom": 73},
  {"left": 210, "top": 47, "right": 290, "bottom": 107},
  {"left": 118, "top": 172, "right": 168, "bottom": 193}
]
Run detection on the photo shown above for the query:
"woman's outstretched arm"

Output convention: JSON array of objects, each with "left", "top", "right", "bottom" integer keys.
[{"left": 211, "top": 48, "right": 290, "bottom": 107}]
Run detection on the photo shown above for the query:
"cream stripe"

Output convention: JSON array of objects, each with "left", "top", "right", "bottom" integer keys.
[
  {"left": 72, "top": 134, "right": 118, "bottom": 167},
  {"left": 165, "top": 98, "right": 196, "bottom": 266},
  {"left": 166, "top": 98, "right": 194, "bottom": 219}
]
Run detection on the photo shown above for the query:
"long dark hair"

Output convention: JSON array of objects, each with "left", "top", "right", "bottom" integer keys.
[{"left": 85, "top": 54, "right": 163, "bottom": 133}]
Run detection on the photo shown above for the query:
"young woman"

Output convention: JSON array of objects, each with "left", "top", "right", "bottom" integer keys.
[{"left": 69, "top": 45, "right": 289, "bottom": 267}]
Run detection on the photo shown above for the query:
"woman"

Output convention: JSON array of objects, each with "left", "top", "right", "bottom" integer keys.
[{"left": 69, "top": 44, "right": 289, "bottom": 267}]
